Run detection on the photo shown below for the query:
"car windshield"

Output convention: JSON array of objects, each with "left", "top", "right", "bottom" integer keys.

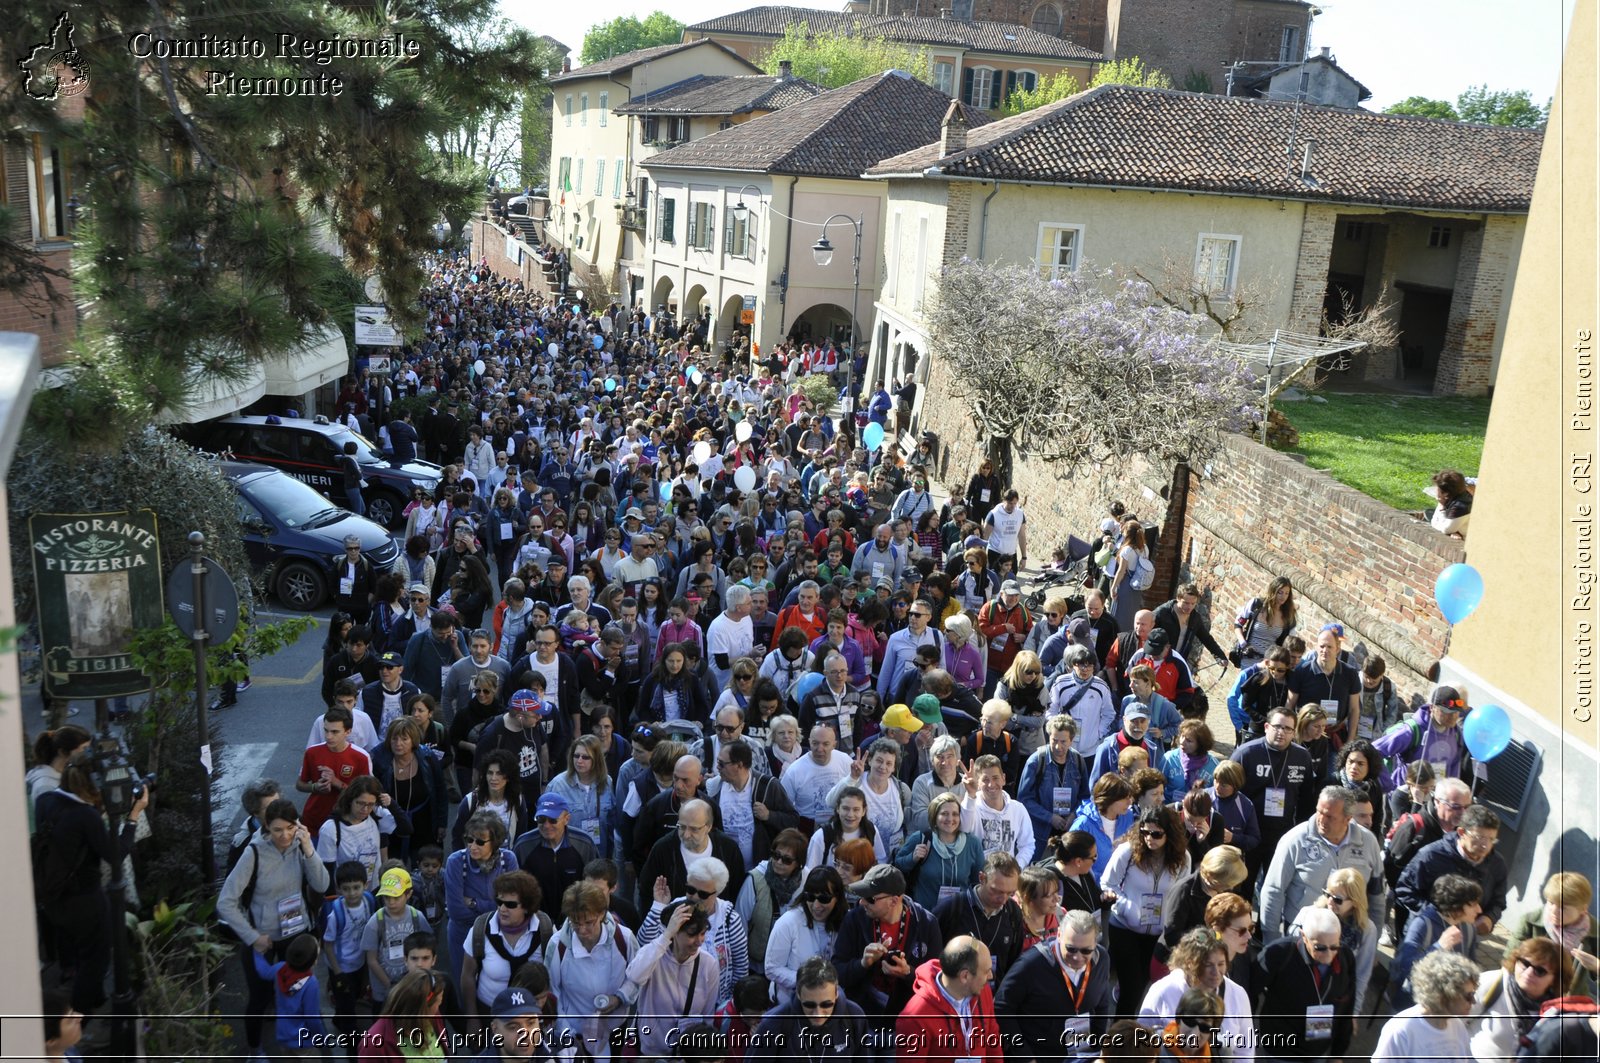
[
  {"left": 328, "top": 427, "right": 385, "bottom": 465},
  {"left": 238, "top": 471, "right": 345, "bottom": 529}
]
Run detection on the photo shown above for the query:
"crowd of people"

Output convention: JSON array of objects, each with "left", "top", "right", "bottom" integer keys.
[{"left": 29, "top": 251, "right": 1598, "bottom": 1063}]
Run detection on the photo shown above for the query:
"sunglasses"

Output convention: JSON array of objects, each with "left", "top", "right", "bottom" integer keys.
[
  {"left": 496, "top": 898, "right": 523, "bottom": 909},
  {"left": 1321, "top": 890, "right": 1349, "bottom": 904},
  {"left": 799, "top": 998, "right": 837, "bottom": 1011},
  {"left": 716, "top": 723, "right": 741, "bottom": 734},
  {"left": 684, "top": 886, "right": 716, "bottom": 900},
  {"left": 1306, "top": 941, "right": 1338, "bottom": 954},
  {"left": 469, "top": 835, "right": 494, "bottom": 847},
  {"left": 1516, "top": 957, "right": 1552, "bottom": 977},
  {"left": 1140, "top": 829, "right": 1167, "bottom": 839},
  {"left": 1060, "top": 945, "right": 1095, "bottom": 956},
  {"left": 800, "top": 891, "right": 836, "bottom": 904}
]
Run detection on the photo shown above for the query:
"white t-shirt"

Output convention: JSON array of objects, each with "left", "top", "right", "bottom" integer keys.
[
  {"left": 307, "top": 711, "right": 379, "bottom": 753},
  {"left": 779, "top": 751, "right": 853, "bottom": 821},
  {"left": 1372, "top": 1008, "right": 1472, "bottom": 1063},
  {"left": 986, "top": 506, "right": 1026, "bottom": 554}
]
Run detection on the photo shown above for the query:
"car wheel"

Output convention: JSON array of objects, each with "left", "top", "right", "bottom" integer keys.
[
  {"left": 365, "top": 489, "right": 404, "bottom": 530},
  {"left": 275, "top": 560, "right": 326, "bottom": 611}
]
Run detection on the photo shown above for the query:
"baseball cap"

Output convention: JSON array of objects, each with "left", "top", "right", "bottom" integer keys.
[
  {"left": 911, "top": 693, "right": 943, "bottom": 726},
  {"left": 625, "top": 507, "right": 644, "bottom": 520},
  {"left": 1145, "top": 628, "right": 1171, "bottom": 653},
  {"left": 1431, "top": 686, "right": 1466, "bottom": 711},
  {"left": 378, "top": 651, "right": 404, "bottom": 668},
  {"left": 1124, "top": 703, "right": 1151, "bottom": 721},
  {"left": 490, "top": 986, "right": 542, "bottom": 1020},
  {"left": 508, "top": 688, "right": 542, "bottom": 714},
  {"left": 1000, "top": 580, "right": 1021, "bottom": 596},
  {"left": 408, "top": 582, "right": 429, "bottom": 596},
  {"left": 376, "top": 867, "right": 413, "bottom": 897},
  {"left": 535, "top": 793, "right": 570, "bottom": 819},
  {"left": 880, "top": 704, "right": 924, "bottom": 734},
  {"left": 1068, "top": 617, "right": 1095, "bottom": 648},
  {"left": 846, "top": 863, "right": 906, "bottom": 899}
]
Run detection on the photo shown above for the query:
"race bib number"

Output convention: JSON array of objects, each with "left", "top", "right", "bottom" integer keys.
[
  {"left": 979, "top": 490, "right": 991, "bottom": 503},
  {"left": 500, "top": 522, "right": 514, "bottom": 541},
  {"left": 339, "top": 577, "right": 355, "bottom": 596},
  {"left": 1305, "top": 1004, "right": 1334, "bottom": 1041},
  {"left": 580, "top": 818, "right": 601, "bottom": 841},
  {"left": 939, "top": 885, "right": 963, "bottom": 903},
  {"left": 1052, "top": 787, "right": 1075, "bottom": 817},
  {"left": 872, "top": 562, "right": 886, "bottom": 580},
  {"left": 1319, "top": 698, "right": 1340, "bottom": 718},
  {"left": 1139, "top": 892, "right": 1163, "bottom": 926},
  {"left": 277, "top": 894, "right": 307, "bottom": 937},
  {"left": 1263, "top": 787, "right": 1287, "bottom": 818}
]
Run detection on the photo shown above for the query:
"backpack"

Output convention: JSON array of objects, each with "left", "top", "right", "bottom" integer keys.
[
  {"left": 1127, "top": 552, "right": 1154, "bottom": 591},
  {"left": 324, "top": 892, "right": 376, "bottom": 942},
  {"left": 555, "top": 921, "right": 628, "bottom": 962},
  {"left": 471, "top": 909, "right": 552, "bottom": 975},
  {"left": 237, "top": 841, "right": 327, "bottom": 937},
  {"left": 1378, "top": 717, "right": 1424, "bottom": 782},
  {"left": 1383, "top": 810, "right": 1428, "bottom": 887}
]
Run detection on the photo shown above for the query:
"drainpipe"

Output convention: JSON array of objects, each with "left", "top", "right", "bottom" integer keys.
[
  {"left": 776, "top": 175, "right": 799, "bottom": 336},
  {"left": 610, "top": 72, "right": 632, "bottom": 299},
  {"left": 976, "top": 180, "right": 1001, "bottom": 260}
]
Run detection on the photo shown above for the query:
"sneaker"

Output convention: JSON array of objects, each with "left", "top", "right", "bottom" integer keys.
[
  {"left": 236, "top": 678, "right": 252, "bottom": 692},
  {"left": 208, "top": 698, "right": 235, "bottom": 712}
]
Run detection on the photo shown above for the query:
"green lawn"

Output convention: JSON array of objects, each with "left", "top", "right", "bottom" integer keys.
[{"left": 1275, "top": 393, "right": 1490, "bottom": 511}]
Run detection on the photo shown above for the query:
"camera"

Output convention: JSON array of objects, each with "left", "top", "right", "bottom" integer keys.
[{"left": 89, "top": 733, "right": 154, "bottom": 818}]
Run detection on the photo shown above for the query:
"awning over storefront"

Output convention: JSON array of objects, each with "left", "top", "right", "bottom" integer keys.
[{"left": 261, "top": 324, "right": 349, "bottom": 396}]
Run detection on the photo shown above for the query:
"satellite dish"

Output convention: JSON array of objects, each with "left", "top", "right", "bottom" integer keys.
[{"left": 363, "top": 275, "right": 385, "bottom": 302}]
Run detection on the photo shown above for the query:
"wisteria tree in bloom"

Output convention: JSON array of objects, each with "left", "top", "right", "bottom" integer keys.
[{"left": 927, "top": 259, "right": 1260, "bottom": 469}]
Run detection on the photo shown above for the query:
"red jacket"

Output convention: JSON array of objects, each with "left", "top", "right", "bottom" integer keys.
[
  {"left": 895, "top": 959, "right": 1004, "bottom": 1063},
  {"left": 770, "top": 604, "right": 826, "bottom": 650}
]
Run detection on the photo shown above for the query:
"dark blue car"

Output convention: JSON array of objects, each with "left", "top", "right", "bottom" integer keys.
[{"left": 223, "top": 461, "right": 399, "bottom": 611}]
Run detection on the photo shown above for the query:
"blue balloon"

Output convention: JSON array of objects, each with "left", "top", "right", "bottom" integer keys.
[
  {"left": 863, "top": 422, "right": 885, "bottom": 452},
  {"left": 1462, "top": 703, "right": 1512, "bottom": 760},
  {"left": 605, "top": 378, "right": 617, "bottom": 392},
  {"left": 794, "top": 672, "right": 825, "bottom": 702},
  {"left": 659, "top": 480, "right": 673, "bottom": 501},
  {"left": 1434, "top": 563, "right": 1484, "bottom": 625},
  {"left": 593, "top": 334, "right": 605, "bottom": 350}
]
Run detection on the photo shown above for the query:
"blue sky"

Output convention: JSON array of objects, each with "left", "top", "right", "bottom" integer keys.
[{"left": 502, "top": 0, "right": 1574, "bottom": 111}]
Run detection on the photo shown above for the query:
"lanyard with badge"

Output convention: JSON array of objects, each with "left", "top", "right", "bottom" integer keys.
[
  {"left": 1059, "top": 952, "right": 1095, "bottom": 1036},
  {"left": 1263, "top": 746, "right": 1291, "bottom": 819},
  {"left": 1305, "top": 957, "right": 1336, "bottom": 1040}
]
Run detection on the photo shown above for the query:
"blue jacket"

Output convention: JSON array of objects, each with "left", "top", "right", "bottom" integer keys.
[
  {"left": 1205, "top": 785, "right": 1260, "bottom": 855},
  {"left": 893, "top": 831, "right": 986, "bottom": 911},
  {"left": 1067, "top": 797, "right": 1135, "bottom": 882},
  {"left": 1388, "top": 901, "right": 1479, "bottom": 1009},
  {"left": 1160, "top": 749, "right": 1220, "bottom": 802},
  {"left": 1017, "top": 747, "right": 1089, "bottom": 863},
  {"left": 252, "top": 952, "right": 326, "bottom": 1046},
  {"left": 1087, "top": 730, "right": 1163, "bottom": 784},
  {"left": 1118, "top": 692, "right": 1181, "bottom": 745},
  {"left": 1395, "top": 835, "right": 1510, "bottom": 923},
  {"left": 443, "top": 846, "right": 518, "bottom": 924}
]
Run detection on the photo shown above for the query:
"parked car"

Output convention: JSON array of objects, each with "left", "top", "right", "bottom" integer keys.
[
  {"left": 174, "top": 414, "right": 441, "bottom": 529},
  {"left": 221, "top": 460, "right": 399, "bottom": 611}
]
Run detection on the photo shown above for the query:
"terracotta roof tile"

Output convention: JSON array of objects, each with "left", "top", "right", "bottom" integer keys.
[
  {"left": 865, "top": 85, "right": 1541, "bottom": 213},
  {"left": 642, "top": 69, "right": 992, "bottom": 178},
  {"left": 687, "top": 5, "right": 1103, "bottom": 61},
  {"left": 613, "top": 74, "right": 825, "bottom": 116}
]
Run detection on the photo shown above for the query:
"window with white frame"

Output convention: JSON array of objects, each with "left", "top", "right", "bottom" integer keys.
[
  {"left": 1428, "top": 225, "right": 1452, "bottom": 248},
  {"left": 688, "top": 202, "right": 716, "bottom": 251},
  {"left": 599, "top": 92, "right": 608, "bottom": 127},
  {"left": 725, "top": 207, "right": 755, "bottom": 258},
  {"left": 913, "top": 215, "right": 929, "bottom": 308},
  {"left": 1036, "top": 222, "right": 1082, "bottom": 278},
  {"left": 963, "top": 67, "right": 997, "bottom": 109},
  {"left": 594, "top": 158, "right": 605, "bottom": 195},
  {"left": 579, "top": 92, "right": 588, "bottom": 126},
  {"left": 658, "top": 197, "right": 676, "bottom": 243},
  {"left": 564, "top": 94, "right": 572, "bottom": 127},
  {"left": 933, "top": 61, "right": 954, "bottom": 96},
  {"left": 886, "top": 210, "right": 902, "bottom": 299},
  {"left": 575, "top": 158, "right": 584, "bottom": 195},
  {"left": 1195, "top": 233, "right": 1241, "bottom": 295},
  {"left": 613, "top": 157, "right": 624, "bottom": 199}
]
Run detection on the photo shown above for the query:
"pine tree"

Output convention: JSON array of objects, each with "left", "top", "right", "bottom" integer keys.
[{"left": 2, "top": 0, "right": 546, "bottom": 449}]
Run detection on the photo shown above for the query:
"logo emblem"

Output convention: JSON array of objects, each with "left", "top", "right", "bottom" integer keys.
[{"left": 19, "top": 12, "right": 90, "bottom": 101}]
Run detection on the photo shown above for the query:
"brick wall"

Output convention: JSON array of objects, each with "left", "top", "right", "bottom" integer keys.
[
  {"left": 470, "top": 217, "right": 557, "bottom": 297},
  {"left": 917, "top": 349, "right": 1463, "bottom": 697},
  {"left": 941, "top": 183, "right": 971, "bottom": 270},
  {"left": 1287, "top": 203, "right": 1336, "bottom": 332},
  {"left": 1435, "top": 218, "right": 1512, "bottom": 397}
]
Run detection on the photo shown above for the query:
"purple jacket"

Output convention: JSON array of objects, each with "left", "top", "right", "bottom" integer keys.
[
  {"left": 1372, "top": 707, "right": 1466, "bottom": 790},
  {"left": 944, "top": 640, "right": 985, "bottom": 692},
  {"left": 809, "top": 633, "right": 869, "bottom": 687}
]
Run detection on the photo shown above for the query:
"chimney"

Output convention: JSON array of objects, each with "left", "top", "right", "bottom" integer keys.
[
  {"left": 778, "top": 59, "right": 793, "bottom": 80},
  {"left": 940, "top": 99, "right": 968, "bottom": 156},
  {"left": 1300, "top": 139, "right": 1315, "bottom": 180},
  {"left": 1319, "top": 45, "right": 1330, "bottom": 59},
  {"left": 560, "top": 55, "right": 571, "bottom": 74}
]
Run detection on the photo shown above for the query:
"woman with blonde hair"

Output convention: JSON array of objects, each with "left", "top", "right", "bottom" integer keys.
[
  {"left": 1313, "top": 866, "right": 1379, "bottom": 1012},
  {"left": 1157, "top": 845, "right": 1247, "bottom": 963},
  {"left": 943, "top": 614, "right": 985, "bottom": 694},
  {"left": 995, "top": 650, "right": 1050, "bottom": 757},
  {"left": 1503, "top": 871, "right": 1600, "bottom": 998},
  {"left": 543, "top": 734, "right": 613, "bottom": 853}
]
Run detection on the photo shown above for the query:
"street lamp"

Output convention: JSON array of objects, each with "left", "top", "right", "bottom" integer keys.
[{"left": 812, "top": 213, "right": 864, "bottom": 418}]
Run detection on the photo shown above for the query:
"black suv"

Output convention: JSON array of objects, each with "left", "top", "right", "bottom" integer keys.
[
  {"left": 222, "top": 461, "right": 400, "bottom": 610},
  {"left": 176, "top": 414, "right": 442, "bottom": 529}
]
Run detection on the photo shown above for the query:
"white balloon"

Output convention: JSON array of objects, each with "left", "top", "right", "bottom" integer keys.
[
  {"left": 473, "top": 359, "right": 486, "bottom": 376},
  {"left": 733, "top": 466, "right": 757, "bottom": 492},
  {"left": 734, "top": 420, "right": 753, "bottom": 443},
  {"left": 692, "top": 441, "right": 712, "bottom": 465}
]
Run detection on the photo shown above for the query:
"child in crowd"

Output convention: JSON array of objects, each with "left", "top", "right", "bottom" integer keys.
[
  {"left": 1358, "top": 655, "right": 1405, "bottom": 740},
  {"left": 252, "top": 933, "right": 325, "bottom": 1055},
  {"left": 407, "top": 694, "right": 454, "bottom": 778},
  {"left": 1122, "top": 664, "right": 1181, "bottom": 750},
  {"left": 412, "top": 845, "right": 447, "bottom": 928},
  {"left": 323, "top": 860, "right": 375, "bottom": 1039},
  {"left": 363, "top": 866, "right": 433, "bottom": 1007},
  {"left": 558, "top": 610, "right": 598, "bottom": 652},
  {"left": 401, "top": 931, "right": 469, "bottom": 1038}
]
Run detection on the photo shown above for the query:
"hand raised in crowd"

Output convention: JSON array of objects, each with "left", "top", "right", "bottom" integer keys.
[{"left": 653, "top": 875, "right": 672, "bottom": 905}]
